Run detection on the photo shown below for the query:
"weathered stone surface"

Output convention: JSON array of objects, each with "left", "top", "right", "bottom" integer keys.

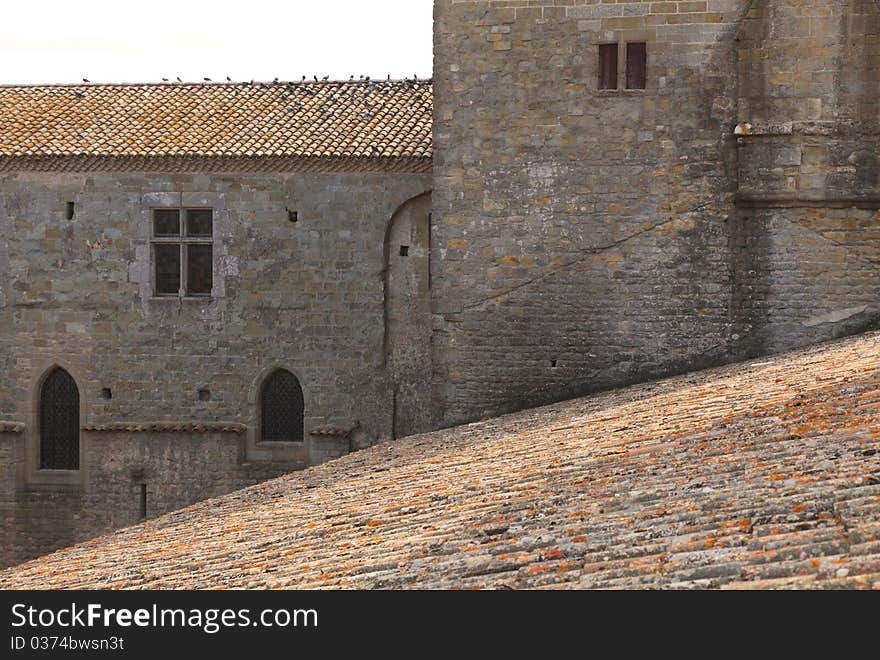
[
  {"left": 0, "top": 170, "right": 430, "bottom": 567},
  {"left": 431, "top": 0, "right": 880, "bottom": 426}
]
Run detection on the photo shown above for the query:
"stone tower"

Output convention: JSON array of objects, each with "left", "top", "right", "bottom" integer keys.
[{"left": 431, "top": 0, "right": 880, "bottom": 426}]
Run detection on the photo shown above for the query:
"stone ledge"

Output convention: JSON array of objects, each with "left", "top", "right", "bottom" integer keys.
[{"left": 82, "top": 422, "right": 247, "bottom": 434}]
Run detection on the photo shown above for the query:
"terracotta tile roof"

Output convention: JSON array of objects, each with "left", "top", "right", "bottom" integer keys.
[
  {"left": 0, "top": 81, "right": 432, "bottom": 172},
  {"left": 2, "top": 333, "right": 879, "bottom": 590}
]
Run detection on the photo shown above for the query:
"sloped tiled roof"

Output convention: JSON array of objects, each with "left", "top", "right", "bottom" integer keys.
[
  {"left": 0, "top": 81, "right": 432, "bottom": 172},
  {"left": 1, "top": 333, "right": 879, "bottom": 590}
]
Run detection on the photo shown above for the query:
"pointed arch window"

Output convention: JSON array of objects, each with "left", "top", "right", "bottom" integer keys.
[
  {"left": 39, "top": 368, "right": 80, "bottom": 470},
  {"left": 260, "top": 369, "right": 304, "bottom": 443}
]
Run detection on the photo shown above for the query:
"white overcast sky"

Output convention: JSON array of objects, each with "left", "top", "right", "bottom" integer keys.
[{"left": 0, "top": 0, "right": 434, "bottom": 84}]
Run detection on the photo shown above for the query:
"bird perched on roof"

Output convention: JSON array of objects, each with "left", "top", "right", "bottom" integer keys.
[
  {"left": 203, "top": 77, "right": 211, "bottom": 82},
  {"left": 273, "top": 77, "right": 279, "bottom": 84},
  {"left": 226, "top": 76, "right": 232, "bottom": 82},
  {"left": 301, "top": 76, "right": 306, "bottom": 82},
  {"left": 350, "top": 75, "right": 355, "bottom": 81},
  {"left": 322, "top": 75, "right": 329, "bottom": 82},
  {"left": 74, "top": 91, "right": 84, "bottom": 98},
  {"left": 176, "top": 77, "right": 182, "bottom": 83},
  {"left": 387, "top": 74, "right": 391, "bottom": 81},
  {"left": 313, "top": 75, "right": 318, "bottom": 82},
  {"left": 82, "top": 78, "right": 90, "bottom": 83},
  {"left": 162, "top": 78, "right": 169, "bottom": 82}
]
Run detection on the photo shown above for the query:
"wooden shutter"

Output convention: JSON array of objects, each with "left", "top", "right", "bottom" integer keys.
[
  {"left": 627, "top": 42, "right": 647, "bottom": 90},
  {"left": 599, "top": 44, "right": 618, "bottom": 90}
]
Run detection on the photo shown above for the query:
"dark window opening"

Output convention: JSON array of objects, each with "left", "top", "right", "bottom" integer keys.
[
  {"left": 626, "top": 42, "right": 647, "bottom": 90},
  {"left": 198, "top": 388, "right": 211, "bottom": 401},
  {"left": 599, "top": 43, "right": 618, "bottom": 90},
  {"left": 260, "top": 369, "right": 304, "bottom": 443},
  {"left": 154, "top": 244, "right": 181, "bottom": 295},
  {"left": 287, "top": 210, "right": 298, "bottom": 223},
  {"left": 140, "top": 483, "right": 147, "bottom": 520},
  {"left": 101, "top": 387, "right": 112, "bottom": 400},
  {"left": 39, "top": 368, "right": 80, "bottom": 470},
  {"left": 152, "top": 208, "right": 213, "bottom": 297},
  {"left": 186, "top": 244, "right": 213, "bottom": 296},
  {"left": 186, "top": 209, "right": 213, "bottom": 237},
  {"left": 399, "top": 245, "right": 409, "bottom": 257},
  {"left": 65, "top": 202, "right": 75, "bottom": 220},
  {"left": 153, "top": 209, "right": 181, "bottom": 237},
  {"left": 551, "top": 359, "right": 558, "bottom": 368}
]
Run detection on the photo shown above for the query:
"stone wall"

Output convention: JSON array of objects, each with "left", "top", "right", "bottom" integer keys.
[
  {"left": 432, "top": 0, "right": 880, "bottom": 425},
  {"left": 0, "top": 169, "right": 430, "bottom": 567}
]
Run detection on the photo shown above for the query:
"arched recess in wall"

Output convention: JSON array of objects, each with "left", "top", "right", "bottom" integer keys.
[
  {"left": 38, "top": 367, "right": 80, "bottom": 470},
  {"left": 384, "top": 191, "right": 433, "bottom": 439},
  {"left": 260, "top": 368, "right": 305, "bottom": 443}
]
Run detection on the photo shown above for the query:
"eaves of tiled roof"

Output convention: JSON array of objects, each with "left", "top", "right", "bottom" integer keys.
[
  {"left": 0, "top": 81, "right": 432, "bottom": 173},
  {"left": 1, "top": 332, "right": 879, "bottom": 590}
]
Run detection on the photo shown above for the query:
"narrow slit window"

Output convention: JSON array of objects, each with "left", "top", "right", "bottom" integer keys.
[
  {"left": 626, "top": 42, "right": 647, "bottom": 90},
  {"left": 599, "top": 43, "right": 618, "bottom": 90}
]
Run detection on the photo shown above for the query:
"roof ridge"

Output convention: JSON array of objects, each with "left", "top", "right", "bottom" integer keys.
[{"left": 0, "top": 79, "right": 433, "bottom": 89}]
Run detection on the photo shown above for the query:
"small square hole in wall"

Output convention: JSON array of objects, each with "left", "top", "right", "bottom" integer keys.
[
  {"left": 550, "top": 359, "right": 558, "bottom": 369},
  {"left": 100, "top": 387, "right": 112, "bottom": 400},
  {"left": 65, "top": 202, "right": 75, "bottom": 220},
  {"left": 198, "top": 389, "right": 211, "bottom": 402},
  {"left": 399, "top": 245, "right": 409, "bottom": 257},
  {"left": 287, "top": 210, "right": 298, "bottom": 223}
]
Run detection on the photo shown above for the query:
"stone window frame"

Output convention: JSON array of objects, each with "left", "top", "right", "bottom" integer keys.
[
  {"left": 25, "top": 361, "right": 89, "bottom": 487},
  {"left": 151, "top": 208, "right": 215, "bottom": 298},
  {"left": 596, "top": 38, "right": 650, "bottom": 94},
  {"left": 245, "top": 365, "right": 322, "bottom": 464},
  {"left": 136, "top": 192, "right": 229, "bottom": 303}
]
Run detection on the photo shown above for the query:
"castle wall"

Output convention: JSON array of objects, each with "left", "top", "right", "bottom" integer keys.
[
  {"left": 432, "top": 0, "right": 748, "bottom": 423},
  {"left": 0, "top": 169, "right": 430, "bottom": 567},
  {"left": 733, "top": 0, "right": 880, "bottom": 352},
  {"left": 433, "top": 0, "right": 880, "bottom": 425}
]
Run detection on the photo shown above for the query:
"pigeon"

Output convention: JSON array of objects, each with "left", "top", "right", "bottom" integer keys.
[
  {"left": 162, "top": 78, "right": 169, "bottom": 82},
  {"left": 322, "top": 75, "right": 329, "bottom": 82},
  {"left": 226, "top": 76, "right": 232, "bottom": 82},
  {"left": 313, "top": 75, "right": 318, "bottom": 82},
  {"left": 301, "top": 76, "right": 306, "bottom": 82},
  {"left": 176, "top": 77, "right": 183, "bottom": 83},
  {"left": 273, "top": 77, "right": 279, "bottom": 84},
  {"left": 82, "top": 78, "right": 90, "bottom": 83},
  {"left": 350, "top": 75, "right": 355, "bottom": 81},
  {"left": 203, "top": 77, "right": 211, "bottom": 82}
]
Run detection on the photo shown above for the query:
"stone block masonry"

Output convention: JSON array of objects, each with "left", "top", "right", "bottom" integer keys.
[
  {"left": 432, "top": 0, "right": 880, "bottom": 425},
  {"left": 0, "top": 170, "right": 430, "bottom": 567}
]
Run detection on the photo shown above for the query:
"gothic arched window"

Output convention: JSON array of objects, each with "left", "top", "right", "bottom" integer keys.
[
  {"left": 39, "top": 368, "right": 80, "bottom": 470},
  {"left": 260, "top": 369, "right": 304, "bottom": 442}
]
